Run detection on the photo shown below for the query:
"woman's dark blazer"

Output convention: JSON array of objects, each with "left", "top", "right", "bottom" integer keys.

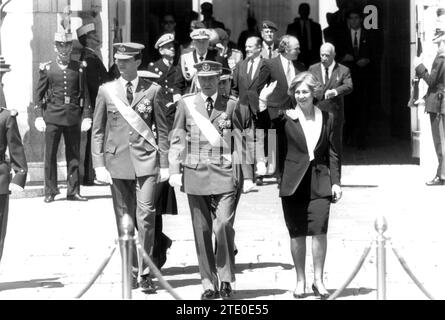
[{"left": 258, "top": 108, "right": 341, "bottom": 198}]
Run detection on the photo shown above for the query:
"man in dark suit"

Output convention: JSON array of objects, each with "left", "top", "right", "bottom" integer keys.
[
  {"left": 0, "top": 87, "right": 28, "bottom": 266},
  {"left": 91, "top": 43, "right": 170, "bottom": 293},
  {"left": 76, "top": 23, "right": 111, "bottom": 186},
  {"left": 34, "top": 32, "right": 92, "bottom": 203},
  {"left": 260, "top": 20, "right": 280, "bottom": 60},
  {"left": 309, "top": 42, "right": 353, "bottom": 159},
  {"left": 200, "top": 2, "right": 225, "bottom": 29},
  {"left": 414, "top": 14, "right": 445, "bottom": 186},
  {"left": 257, "top": 35, "right": 305, "bottom": 177},
  {"left": 145, "top": 33, "right": 179, "bottom": 269},
  {"left": 232, "top": 36, "right": 267, "bottom": 186},
  {"left": 286, "top": 2, "right": 323, "bottom": 69},
  {"left": 337, "top": 7, "right": 376, "bottom": 149},
  {"left": 169, "top": 61, "right": 253, "bottom": 300}
]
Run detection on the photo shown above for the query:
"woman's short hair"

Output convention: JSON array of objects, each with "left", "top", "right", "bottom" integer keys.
[{"left": 288, "top": 72, "right": 324, "bottom": 104}]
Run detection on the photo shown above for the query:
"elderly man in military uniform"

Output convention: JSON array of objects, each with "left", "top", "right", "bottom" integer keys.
[
  {"left": 76, "top": 23, "right": 112, "bottom": 186},
  {"left": 169, "top": 61, "right": 254, "bottom": 300},
  {"left": 145, "top": 33, "right": 179, "bottom": 270},
  {"left": 92, "top": 42, "right": 170, "bottom": 292},
  {"left": 260, "top": 20, "right": 279, "bottom": 60},
  {"left": 174, "top": 28, "right": 221, "bottom": 96},
  {"left": 0, "top": 85, "right": 28, "bottom": 266},
  {"left": 34, "top": 32, "right": 92, "bottom": 203},
  {"left": 415, "top": 12, "right": 445, "bottom": 186}
]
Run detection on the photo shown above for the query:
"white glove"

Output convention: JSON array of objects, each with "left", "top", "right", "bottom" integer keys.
[
  {"left": 242, "top": 179, "right": 256, "bottom": 193},
  {"left": 35, "top": 117, "right": 46, "bottom": 132},
  {"left": 159, "top": 168, "right": 170, "bottom": 182},
  {"left": 331, "top": 184, "right": 342, "bottom": 203},
  {"left": 256, "top": 161, "right": 267, "bottom": 176},
  {"left": 259, "top": 81, "right": 278, "bottom": 102},
  {"left": 414, "top": 55, "right": 423, "bottom": 68},
  {"left": 169, "top": 174, "right": 182, "bottom": 188},
  {"left": 95, "top": 167, "right": 113, "bottom": 185},
  {"left": 81, "top": 118, "right": 92, "bottom": 132},
  {"left": 9, "top": 183, "right": 24, "bottom": 192}
]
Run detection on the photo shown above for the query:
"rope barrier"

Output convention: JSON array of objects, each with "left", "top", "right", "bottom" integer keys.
[
  {"left": 75, "top": 243, "right": 118, "bottom": 299},
  {"left": 327, "top": 241, "right": 373, "bottom": 300},
  {"left": 385, "top": 237, "right": 435, "bottom": 300},
  {"left": 136, "top": 241, "right": 182, "bottom": 300}
]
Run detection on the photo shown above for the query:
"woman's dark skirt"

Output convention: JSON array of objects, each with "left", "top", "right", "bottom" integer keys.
[{"left": 281, "top": 166, "right": 331, "bottom": 238}]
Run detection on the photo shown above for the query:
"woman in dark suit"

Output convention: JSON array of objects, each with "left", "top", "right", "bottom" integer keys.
[{"left": 258, "top": 72, "right": 342, "bottom": 299}]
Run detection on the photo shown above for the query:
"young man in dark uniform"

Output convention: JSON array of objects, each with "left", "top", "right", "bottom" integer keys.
[
  {"left": 76, "top": 23, "right": 111, "bottom": 185},
  {"left": 34, "top": 32, "right": 92, "bottom": 203},
  {"left": 0, "top": 85, "right": 28, "bottom": 265}
]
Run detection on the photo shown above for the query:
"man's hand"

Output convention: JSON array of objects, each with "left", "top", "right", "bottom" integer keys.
[
  {"left": 331, "top": 184, "right": 343, "bottom": 203},
  {"left": 356, "top": 58, "right": 370, "bottom": 68},
  {"left": 325, "top": 89, "right": 338, "bottom": 100},
  {"left": 81, "top": 118, "right": 92, "bottom": 132},
  {"left": 159, "top": 168, "right": 170, "bottom": 182},
  {"left": 169, "top": 174, "right": 183, "bottom": 188},
  {"left": 259, "top": 81, "right": 278, "bottom": 102},
  {"left": 242, "top": 179, "right": 256, "bottom": 193},
  {"left": 342, "top": 54, "right": 354, "bottom": 62},
  {"left": 9, "top": 183, "right": 24, "bottom": 192},
  {"left": 256, "top": 161, "right": 267, "bottom": 176},
  {"left": 35, "top": 117, "right": 46, "bottom": 132},
  {"left": 95, "top": 167, "right": 113, "bottom": 185}
]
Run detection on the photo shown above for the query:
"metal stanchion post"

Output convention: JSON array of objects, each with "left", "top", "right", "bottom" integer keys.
[
  {"left": 119, "top": 214, "right": 135, "bottom": 300},
  {"left": 375, "top": 215, "right": 388, "bottom": 300}
]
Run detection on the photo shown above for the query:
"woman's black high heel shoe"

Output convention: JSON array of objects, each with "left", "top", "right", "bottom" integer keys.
[{"left": 312, "top": 284, "right": 330, "bottom": 300}]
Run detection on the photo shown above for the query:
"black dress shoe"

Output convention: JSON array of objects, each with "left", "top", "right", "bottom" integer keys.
[
  {"left": 220, "top": 282, "right": 232, "bottom": 299},
  {"left": 139, "top": 275, "right": 157, "bottom": 294},
  {"left": 255, "top": 177, "right": 263, "bottom": 186},
  {"left": 158, "top": 236, "right": 173, "bottom": 269},
  {"left": 201, "top": 289, "right": 219, "bottom": 300},
  {"left": 66, "top": 194, "right": 88, "bottom": 201},
  {"left": 131, "top": 277, "right": 139, "bottom": 289},
  {"left": 312, "top": 284, "right": 330, "bottom": 300},
  {"left": 426, "top": 176, "right": 445, "bottom": 186},
  {"left": 44, "top": 195, "right": 55, "bottom": 203}
]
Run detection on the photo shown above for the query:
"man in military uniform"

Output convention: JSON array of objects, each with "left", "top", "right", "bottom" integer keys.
[
  {"left": 92, "top": 43, "right": 170, "bottom": 292},
  {"left": 145, "top": 33, "right": 179, "bottom": 270},
  {"left": 169, "top": 61, "right": 254, "bottom": 299},
  {"left": 415, "top": 13, "right": 445, "bottom": 186},
  {"left": 34, "top": 32, "right": 92, "bottom": 203},
  {"left": 0, "top": 85, "right": 28, "bottom": 266},
  {"left": 213, "top": 28, "right": 243, "bottom": 71},
  {"left": 260, "top": 20, "right": 279, "bottom": 60},
  {"left": 174, "top": 28, "right": 221, "bottom": 96},
  {"left": 76, "top": 23, "right": 111, "bottom": 185}
]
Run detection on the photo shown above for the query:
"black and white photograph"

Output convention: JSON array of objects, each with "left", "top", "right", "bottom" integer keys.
[{"left": 0, "top": 0, "right": 444, "bottom": 306}]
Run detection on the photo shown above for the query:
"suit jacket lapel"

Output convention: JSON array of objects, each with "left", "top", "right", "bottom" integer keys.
[
  {"left": 210, "top": 94, "right": 224, "bottom": 122},
  {"left": 326, "top": 63, "right": 338, "bottom": 89},
  {"left": 248, "top": 58, "right": 262, "bottom": 88},
  {"left": 285, "top": 115, "right": 308, "bottom": 152},
  {"left": 314, "top": 111, "right": 328, "bottom": 151},
  {"left": 276, "top": 57, "right": 288, "bottom": 87}
]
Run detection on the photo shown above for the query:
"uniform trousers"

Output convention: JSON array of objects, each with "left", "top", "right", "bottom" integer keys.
[
  {"left": 430, "top": 113, "right": 445, "bottom": 179},
  {"left": 82, "top": 128, "right": 95, "bottom": 185},
  {"left": 0, "top": 195, "right": 9, "bottom": 264},
  {"left": 187, "top": 191, "right": 237, "bottom": 290},
  {"left": 44, "top": 123, "right": 80, "bottom": 197},
  {"left": 110, "top": 175, "right": 157, "bottom": 278}
]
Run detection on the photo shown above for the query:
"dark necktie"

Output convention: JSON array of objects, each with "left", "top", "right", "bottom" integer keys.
[
  {"left": 301, "top": 21, "right": 308, "bottom": 52},
  {"left": 199, "top": 55, "right": 204, "bottom": 62},
  {"left": 268, "top": 46, "right": 272, "bottom": 59},
  {"left": 247, "top": 59, "right": 254, "bottom": 80},
  {"left": 325, "top": 67, "right": 330, "bottom": 85},
  {"left": 126, "top": 81, "right": 133, "bottom": 105},
  {"left": 353, "top": 31, "right": 359, "bottom": 57},
  {"left": 206, "top": 96, "right": 214, "bottom": 117}
]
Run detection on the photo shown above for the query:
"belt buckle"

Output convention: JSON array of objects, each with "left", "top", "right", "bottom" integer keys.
[{"left": 64, "top": 96, "right": 71, "bottom": 104}]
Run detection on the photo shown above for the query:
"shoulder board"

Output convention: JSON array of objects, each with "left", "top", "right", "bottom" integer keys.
[
  {"left": 9, "top": 109, "right": 18, "bottom": 117},
  {"left": 39, "top": 61, "right": 52, "bottom": 71}
]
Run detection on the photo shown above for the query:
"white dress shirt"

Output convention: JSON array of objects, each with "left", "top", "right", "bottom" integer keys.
[
  {"left": 321, "top": 61, "right": 336, "bottom": 84},
  {"left": 280, "top": 54, "right": 295, "bottom": 86},
  {"left": 247, "top": 55, "right": 261, "bottom": 80},
  {"left": 351, "top": 28, "right": 362, "bottom": 49},
  {"left": 200, "top": 91, "right": 218, "bottom": 106},
  {"left": 119, "top": 76, "right": 139, "bottom": 102}
]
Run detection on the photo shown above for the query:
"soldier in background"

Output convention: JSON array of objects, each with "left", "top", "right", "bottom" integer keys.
[
  {"left": 0, "top": 85, "right": 28, "bottom": 266},
  {"left": 34, "top": 32, "right": 92, "bottom": 203},
  {"left": 145, "top": 33, "right": 179, "bottom": 270},
  {"left": 76, "top": 23, "right": 111, "bottom": 185},
  {"left": 260, "top": 20, "right": 279, "bottom": 60},
  {"left": 213, "top": 28, "right": 243, "bottom": 71}
]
